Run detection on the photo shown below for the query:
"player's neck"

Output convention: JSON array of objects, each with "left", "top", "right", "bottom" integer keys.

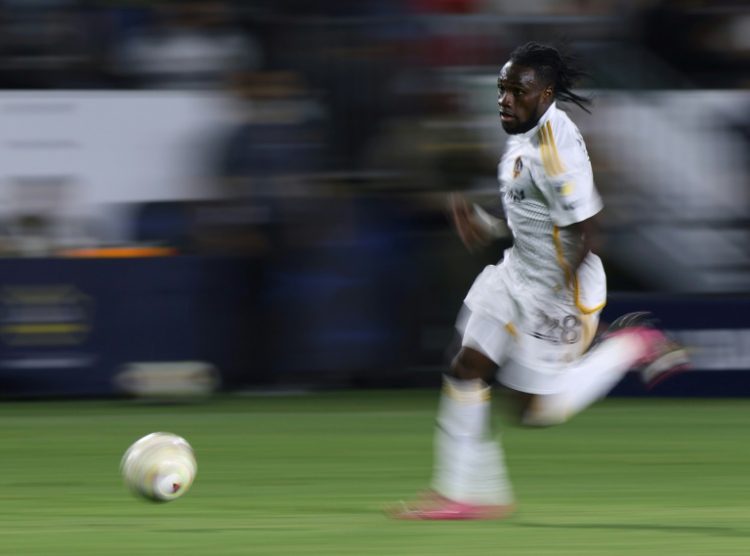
[{"left": 518, "top": 102, "right": 556, "bottom": 139}]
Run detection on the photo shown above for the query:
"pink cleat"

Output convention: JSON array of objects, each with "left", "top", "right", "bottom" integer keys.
[
  {"left": 387, "top": 493, "right": 515, "bottom": 521},
  {"left": 634, "top": 328, "right": 690, "bottom": 389},
  {"left": 607, "top": 312, "right": 690, "bottom": 389}
]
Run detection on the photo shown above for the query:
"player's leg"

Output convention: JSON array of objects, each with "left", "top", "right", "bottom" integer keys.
[
  {"left": 431, "top": 347, "right": 514, "bottom": 506},
  {"left": 522, "top": 313, "right": 689, "bottom": 426},
  {"left": 506, "top": 255, "right": 686, "bottom": 426},
  {"left": 606, "top": 311, "right": 690, "bottom": 388},
  {"left": 391, "top": 311, "right": 515, "bottom": 520}
]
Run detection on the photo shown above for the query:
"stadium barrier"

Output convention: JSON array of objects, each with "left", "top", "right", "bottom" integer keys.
[
  {"left": 0, "top": 256, "right": 261, "bottom": 397},
  {"left": 603, "top": 295, "right": 750, "bottom": 397},
  {"left": 0, "top": 255, "right": 748, "bottom": 398}
]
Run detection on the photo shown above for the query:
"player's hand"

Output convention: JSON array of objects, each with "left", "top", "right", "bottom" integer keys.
[{"left": 449, "top": 194, "right": 491, "bottom": 252}]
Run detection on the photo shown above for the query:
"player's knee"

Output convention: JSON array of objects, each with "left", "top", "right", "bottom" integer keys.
[
  {"left": 450, "top": 347, "right": 496, "bottom": 381},
  {"left": 520, "top": 395, "right": 569, "bottom": 427}
]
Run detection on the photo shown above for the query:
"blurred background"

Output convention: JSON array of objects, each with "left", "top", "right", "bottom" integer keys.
[{"left": 0, "top": 0, "right": 747, "bottom": 398}]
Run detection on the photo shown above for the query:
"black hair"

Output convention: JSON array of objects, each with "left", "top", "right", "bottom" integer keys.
[{"left": 509, "top": 42, "right": 591, "bottom": 113}]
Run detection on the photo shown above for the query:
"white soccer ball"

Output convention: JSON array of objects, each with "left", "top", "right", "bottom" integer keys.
[{"left": 120, "top": 432, "right": 197, "bottom": 502}]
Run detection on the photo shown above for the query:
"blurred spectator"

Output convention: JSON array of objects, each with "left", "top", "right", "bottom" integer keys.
[
  {"left": 190, "top": 69, "right": 327, "bottom": 385},
  {"left": 638, "top": 0, "right": 750, "bottom": 88},
  {"left": 194, "top": 69, "right": 324, "bottom": 256},
  {"left": 365, "top": 89, "right": 495, "bottom": 197},
  {"left": 113, "top": 1, "right": 263, "bottom": 89},
  {"left": 360, "top": 87, "right": 502, "bottom": 374},
  {"left": 270, "top": 1, "right": 415, "bottom": 175},
  {"left": 410, "top": 0, "right": 480, "bottom": 13},
  {"left": 0, "top": 1, "right": 103, "bottom": 88}
]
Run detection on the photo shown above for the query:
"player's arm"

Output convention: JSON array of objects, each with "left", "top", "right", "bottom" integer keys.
[
  {"left": 449, "top": 193, "right": 509, "bottom": 251},
  {"left": 562, "top": 214, "right": 601, "bottom": 275},
  {"left": 535, "top": 125, "right": 603, "bottom": 270}
]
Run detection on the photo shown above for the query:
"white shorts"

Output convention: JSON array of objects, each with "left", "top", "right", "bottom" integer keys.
[{"left": 457, "top": 255, "right": 606, "bottom": 395}]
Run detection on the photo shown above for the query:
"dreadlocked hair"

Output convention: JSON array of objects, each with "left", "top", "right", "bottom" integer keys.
[{"left": 509, "top": 42, "right": 591, "bottom": 113}]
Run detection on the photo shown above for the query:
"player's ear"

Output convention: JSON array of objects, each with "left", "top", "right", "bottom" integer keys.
[{"left": 543, "top": 86, "right": 553, "bottom": 99}]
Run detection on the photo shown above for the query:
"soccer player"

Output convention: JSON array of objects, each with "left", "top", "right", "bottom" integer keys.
[{"left": 390, "top": 42, "right": 688, "bottom": 520}]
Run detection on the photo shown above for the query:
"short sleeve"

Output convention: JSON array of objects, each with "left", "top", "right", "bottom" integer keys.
[{"left": 533, "top": 122, "right": 602, "bottom": 227}]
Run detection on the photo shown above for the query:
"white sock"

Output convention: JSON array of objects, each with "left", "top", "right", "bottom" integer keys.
[
  {"left": 526, "top": 334, "right": 645, "bottom": 426},
  {"left": 432, "top": 375, "right": 513, "bottom": 505},
  {"left": 472, "top": 437, "right": 514, "bottom": 505}
]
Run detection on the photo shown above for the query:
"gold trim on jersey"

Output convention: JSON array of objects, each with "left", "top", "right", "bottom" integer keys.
[
  {"left": 579, "top": 313, "right": 598, "bottom": 355},
  {"left": 504, "top": 322, "right": 518, "bottom": 338},
  {"left": 538, "top": 121, "right": 565, "bottom": 177},
  {"left": 552, "top": 226, "right": 606, "bottom": 316},
  {"left": 442, "top": 379, "right": 491, "bottom": 403}
]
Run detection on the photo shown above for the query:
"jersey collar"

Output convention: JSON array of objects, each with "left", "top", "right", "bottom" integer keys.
[{"left": 517, "top": 102, "right": 556, "bottom": 140}]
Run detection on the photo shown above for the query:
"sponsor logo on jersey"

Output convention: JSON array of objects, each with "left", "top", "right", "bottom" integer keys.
[
  {"left": 557, "top": 181, "right": 575, "bottom": 196},
  {"left": 512, "top": 156, "right": 523, "bottom": 179},
  {"left": 506, "top": 187, "right": 525, "bottom": 202}
]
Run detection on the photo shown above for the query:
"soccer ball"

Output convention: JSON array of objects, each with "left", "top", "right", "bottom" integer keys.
[{"left": 120, "top": 432, "right": 197, "bottom": 502}]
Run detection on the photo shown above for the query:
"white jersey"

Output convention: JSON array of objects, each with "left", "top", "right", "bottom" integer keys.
[
  {"left": 460, "top": 103, "right": 607, "bottom": 387},
  {"left": 498, "top": 102, "right": 602, "bottom": 298}
]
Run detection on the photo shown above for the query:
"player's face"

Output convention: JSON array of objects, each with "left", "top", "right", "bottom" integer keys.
[{"left": 497, "top": 62, "right": 553, "bottom": 134}]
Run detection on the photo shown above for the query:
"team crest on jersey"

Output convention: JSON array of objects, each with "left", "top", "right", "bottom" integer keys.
[{"left": 512, "top": 157, "right": 523, "bottom": 179}]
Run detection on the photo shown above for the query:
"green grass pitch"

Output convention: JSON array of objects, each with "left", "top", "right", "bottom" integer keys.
[{"left": 0, "top": 391, "right": 748, "bottom": 555}]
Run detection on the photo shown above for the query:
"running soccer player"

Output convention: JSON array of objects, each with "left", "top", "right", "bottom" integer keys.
[{"left": 390, "top": 42, "right": 688, "bottom": 520}]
